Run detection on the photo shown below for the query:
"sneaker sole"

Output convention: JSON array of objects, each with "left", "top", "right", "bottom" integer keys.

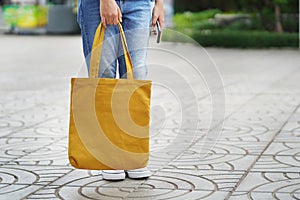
[
  {"left": 102, "top": 172, "right": 125, "bottom": 181},
  {"left": 126, "top": 171, "right": 151, "bottom": 179}
]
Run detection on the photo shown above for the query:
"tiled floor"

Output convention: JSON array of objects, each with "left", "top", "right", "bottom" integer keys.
[{"left": 0, "top": 34, "right": 299, "bottom": 199}]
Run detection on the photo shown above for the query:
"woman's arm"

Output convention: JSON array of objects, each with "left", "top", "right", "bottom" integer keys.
[
  {"left": 152, "top": 0, "right": 164, "bottom": 29},
  {"left": 100, "top": 0, "right": 122, "bottom": 28}
]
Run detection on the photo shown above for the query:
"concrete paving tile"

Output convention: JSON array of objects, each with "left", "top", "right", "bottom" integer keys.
[
  {"left": 251, "top": 155, "right": 300, "bottom": 173},
  {"left": 254, "top": 141, "right": 300, "bottom": 173},
  {"left": 229, "top": 107, "right": 292, "bottom": 120},
  {"left": 0, "top": 110, "right": 67, "bottom": 137},
  {"left": 0, "top": 118, "right": 25, "bottom": 137},
  {"left": 288, "top": 112, "right": 300, "bottom": 121},
  {"left": 149, "top": 138, "right": 270, "bottom": 171},
  {"left": 229, "top": 191, "right": 282, "bottom": 200},
  {"left": 146, "top": 171, "right": 214, "bottom": 191},
  {"left": 192, "top": 140, "right": 269, "bottom": 155},
  {"left": 8, "top": 104, "right": 67, "bottom": 123},
  {"left": 149, "top": 141, "right": 215, "bottom": 170},
  {"left": 275, "top": 130, "right": 300, "bottom": 142},
  {"left": 224, "top": 83, "right": 267, "bottom": 95},
  {"left": 150, "top": 128, "right": 205, "bottom": 151},
  {"left": 228, "top": 113, "right": 291, "bottom": 125},
  {"left": 294, "top": 192, "right": 300, "bottom": 199},
  {"left": 152, "top": 169, "right": 244, "bottom": 192},
  {"left": 0, "top": 157, "right": 14, "bottom": 164},
  {"left": 8, "top": 116, "right": 69, "bottom": 138},
  {"left": 57, "top": 185, "right": 132, "bottom": 200},
  {"left": 254, "top": 94, "right": 300, "bottom": 107},
  {"left": 229, "top": 107, "right": 291, "bottom": 120},
  {"left": 126, "top": 188, "right": 216, "bottom": 200},
  {"left": 200, "top": 191, "right": 231, "bottom": 200},
  {"left": 25, "top": 185, "right": 61, "bottom": 200},
  {"left": 150, "top": 102, "right": 214, "bottom": 130},
  {"left": 8, "top": 127, "right": 67, "bottom": 139},
  {"left": 151, "top": 118, "right": 211, "bottom": 130},
  {"left": 169, "top": 154, "right": 258, "bottom": 171},
  {"left": 0, "top": 165, "right": 71, "bottom": 186},
  {"left": 281, "top": 120, "right": 300, "bottom": 132},
  {"left": 48, "top": 171, "right": 155, "bottom": 199},
  {"left": 262, "top": 141, "right": 300, "bottom": 156},
  {"left": 50, "top": 170, "right": 102, "bottom": 187},
  {"left": 233, "top": 172, "right": 300, "bottom": 199},
  {"left": 0, "top": 184, "right": 42, "bottom": 200},
  {"left": 222, "top": 118, "right": 287, "bottom": 133},
  {"left": 51, "top": 169, "right": 236, "bottom": 199},
  {"left": 51, "top": 169, "right": 149, "bottom": 189},
  {"left": 151, "top": 127, "right": 205, "bottom": 139},
  {"left": 215, "top": 127, "right": 278, "bottom": 142},
  {"left": 0, "top": 137, "right": 57, "bottom": 163},
  {"left": 0, "top": 134, "right": 68, "bottom": 167},
  {"left": 0, "top": 91, "right": 42, "bottom": 114},
  {"left": 174, "top": 104, "right": 214, "bottom": 119},
  {"left": 10, "top": 139, "right": 69, "bottom": 166},
  {"left": 232, "top": 102, "right": 298, "bottom": 118},
  {"left": 0, "top": 168, "right": 37, "bottom": 184}
]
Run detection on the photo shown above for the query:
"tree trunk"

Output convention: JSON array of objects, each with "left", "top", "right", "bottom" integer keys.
[{"left": 275, "top": 4, "right": 283, "bottom": 33}]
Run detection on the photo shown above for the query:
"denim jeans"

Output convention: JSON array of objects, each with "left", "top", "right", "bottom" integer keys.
[{"left": 78, "top": 0, "right": 153, "bottom": 79}]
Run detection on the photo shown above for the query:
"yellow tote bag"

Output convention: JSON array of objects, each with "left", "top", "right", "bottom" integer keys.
[{"left": 68, "top": 23, "right": 151, "bottom": 170}]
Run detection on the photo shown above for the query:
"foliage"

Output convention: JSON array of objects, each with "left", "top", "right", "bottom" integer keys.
[
  {"left": 174, "top": 0, "right": 298, "bottom": 32},
  {"left": 163, "top": 30, "right": 299, "bottom": 48},
  {"left": 192, "top": 30, "right": 298, "bottom": 48},
  {"left": 174, "top": 0, "right": 298, "bottom": 13},
  {"left": 173, "top": 9, "right": 298, "bottom": 32},
  {"left": 173, "top": 9, "right": 220, "bottom": 29},
  {"left": 171, "top": 9, "right": 299, "bottom": 48}
]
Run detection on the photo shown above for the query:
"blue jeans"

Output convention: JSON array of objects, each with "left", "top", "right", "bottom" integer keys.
[{"left": 78, "top": 0, "right": 153, "bottom": 79}]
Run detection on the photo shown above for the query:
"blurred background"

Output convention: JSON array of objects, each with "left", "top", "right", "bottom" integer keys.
[
  {"left": 0, "top": 0, "right": 80, "bottom": 34},
  {"left": 171, "top": 0, "right": 299, "bottom": 48},
  {"left": 0, "top": 0, "right": 299, "bottom": 48}
]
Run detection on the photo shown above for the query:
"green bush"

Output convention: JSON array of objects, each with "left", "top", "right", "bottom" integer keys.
[
  {"left": 172, "top": 10, "right": 299, "bottom": 48},
  {"left": 173, "top": 9, "right": 220, "bottom": 31},
  {"left": 282, "top": 15, "right": 299, "bottom": 32},
  {"left": 224, "top": 21, "right": 252, "bottom": 31},
  {"left": 162, "top": 30, "right": 299, "bottom": 48},
  {"left": 192, "top": 31, "right": 299, "bottom": 48},
  {"left": 194, "top": 20, "right": 219, "bottom": 30}
]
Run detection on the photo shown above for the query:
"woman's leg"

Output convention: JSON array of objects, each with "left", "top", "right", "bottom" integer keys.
[
  {"left": 118, "top": 0, "right": 153, "bottom": 179},
  {"left": 117, "top": 0, "right": 153, "bottom": 79},
  {"left": 78, "top": 0, "right": 119, "bottom": 78}
]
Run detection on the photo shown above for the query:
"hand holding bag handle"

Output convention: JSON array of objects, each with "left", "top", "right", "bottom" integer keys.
[{"left": 89, "top": 22, "right": 134, "bottom": 80}]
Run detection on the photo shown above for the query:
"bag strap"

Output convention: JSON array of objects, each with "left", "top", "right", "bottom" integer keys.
[{"left": 89, "top": 22, "right": 134, "bottom": 80}]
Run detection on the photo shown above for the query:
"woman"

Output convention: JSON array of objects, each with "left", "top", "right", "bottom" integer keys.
[{"left": 77, "top": 0, "right": 164, "bottom": 181}]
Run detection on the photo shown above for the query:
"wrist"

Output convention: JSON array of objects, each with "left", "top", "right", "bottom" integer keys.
[{"left": 155, "top": 0, "right": 163, "bottom": 5}]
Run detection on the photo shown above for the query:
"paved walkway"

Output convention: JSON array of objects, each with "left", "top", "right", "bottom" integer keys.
[{"left": 0, "top": 34, "right": 300, "bottom": 200}]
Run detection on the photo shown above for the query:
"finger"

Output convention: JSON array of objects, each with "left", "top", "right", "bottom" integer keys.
[
  {"left": 113, "top": 17, "right": 118, "bottom": 25},
  {"left": 118, "top": 9, "right": 122, "bottom": 22},
  {"left": 151, "top": 16, "right": 157, "bottom": 28},
  {"left": 152, "top": 27, "right": 157, "bottom": 35},
  {"left": 107, "top": 18, "right": 114, "bottom": 26},
  {"left": 102, "top": 17, "right": 107, "bottom": 28},
  {"left": 158, "top": 18, "right": 164, "bottom": 30}
]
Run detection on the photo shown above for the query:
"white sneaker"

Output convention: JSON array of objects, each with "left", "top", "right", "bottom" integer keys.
[
  {"left": 102, "top": 170, "right": 125, "bottom": 181},
  {"left": 126, "top": 167, "right": 151, "bottom": 179}
]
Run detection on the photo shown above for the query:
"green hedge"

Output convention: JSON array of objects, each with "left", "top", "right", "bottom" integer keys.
[
  {"left": 192, "top": 31, "right": 299, "bottom": 48},
  {"left": 173, "top": 9, "right": 220, "bottom": 31},
  {"left": 163, "top": 30, "right": 299, "bottom": 48}
]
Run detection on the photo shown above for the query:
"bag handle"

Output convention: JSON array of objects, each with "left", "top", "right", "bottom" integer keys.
[{"left": 89, "top": 22, "right": 134, "bottom": 80}]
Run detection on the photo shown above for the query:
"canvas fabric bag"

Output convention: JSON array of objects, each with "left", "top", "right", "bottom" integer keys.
[{"left": 68, "top": 22, "right": 151, "bottom": 170}]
